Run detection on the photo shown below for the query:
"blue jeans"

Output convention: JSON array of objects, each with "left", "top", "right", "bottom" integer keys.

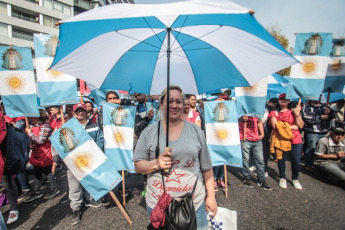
[
  {"left": 278, "top": 143, "right": 302, "bottom": 180},
  {"left": 241, "top": 140, "right": 266, "bottom": 182},
  {"left": 213, "top": 166, "right": 224, "bottom": 180},
  {"left": 0, "top": 212, "right": 7, "bottom": 230},
  {"left": 16, "top": 170, "right": 30, "bottom": 190},
  {"left": 147, "top": 201, "right": 208, "bottom": 230},
  {"left": 304, "top": 133, "right": 325, "bottom": 166}
]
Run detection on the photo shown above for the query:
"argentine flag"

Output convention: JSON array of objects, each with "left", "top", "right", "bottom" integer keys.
[
  {"left": 324, "top": 38, "right": 345, "bottom": 93},
  {"left": 235, "top": 77, "right": 268, "bottom": 119},
  {"left": 34, "top": 34, "right": 78, "bottom": 106},
  {"left": 50, "top": 117, "right": 122, "bottom": 201},
  {"left": 204, "top": 100, "right": 242, "bottom": 168},
  {"left": 0, "top": 46, "right": 39, "bottom": 117},
  {"left": 287, "top": 33, "right": 333, "bottom": 100},
  {"left": 103, "top": 103, "right": 136, "bottom": 172}
]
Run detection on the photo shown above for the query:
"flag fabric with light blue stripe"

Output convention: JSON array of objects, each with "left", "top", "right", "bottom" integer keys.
[
  {"left": 204, "top": 101, "right": 242, "bottom": 168},
  {"left": 50, "top": 117, "right": 122, "bottom": 201},
  {"left": 235, "top": 77, "right": 268, "bottom": 119},
  {"left": 103, "top": 103, "right": 136, "bottom": 172},
  {"left": 323, "top": 39, "right": 345, "bottom": 93},
  {"left": 0, "top": 46, "right": 39, "bottom": 117},
  {"left": 287, "top": 33, "right": 333, "bottom": 100},
  {"left": 34, "top": 34, "right": 78, "bottom": 106},
  {"left": 146, "top": 102, "right": 161, "bottom": 124}
]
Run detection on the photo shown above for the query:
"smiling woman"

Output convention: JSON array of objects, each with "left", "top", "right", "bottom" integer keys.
[{"left": 133, "top": 85, "right": 217, "bottom": 230}]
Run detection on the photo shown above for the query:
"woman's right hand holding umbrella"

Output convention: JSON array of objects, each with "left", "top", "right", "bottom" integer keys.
[{"left": 157, "top": 148, "right": 172, "bottom": 171}]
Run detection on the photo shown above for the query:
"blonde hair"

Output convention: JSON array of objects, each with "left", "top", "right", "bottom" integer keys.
[{"left": 159, "top": 85, "right": 185, "bottom": 106}]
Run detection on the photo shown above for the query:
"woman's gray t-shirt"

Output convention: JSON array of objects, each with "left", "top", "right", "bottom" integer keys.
[{"left": 133, "top": 121, "right": 212, "bottom": 210}]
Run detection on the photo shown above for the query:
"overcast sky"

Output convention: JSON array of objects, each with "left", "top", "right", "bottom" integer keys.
[{"left": 134, "top": 0, "right": 345, "bottom": 49}]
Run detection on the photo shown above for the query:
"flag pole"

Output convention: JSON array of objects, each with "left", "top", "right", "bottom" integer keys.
[
  {"left": 326, "top": 90, "right": 331, "bottom": 107},
  {"left": 60, "top": 105, "right": 65, "bottom": 124},
  {"left": 224, "top": 164, "right": 228, "bottom": 198},
  {"left": 109, "top": 191, "right": 133, "bottom": 225},
  {"left": 122, "top": 170, "right": 126, "bottom": 206}
]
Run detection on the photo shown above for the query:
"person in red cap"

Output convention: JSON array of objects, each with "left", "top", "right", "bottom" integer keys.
[
  {"left": 269, "top": 93, "right": 304, "bottom": 190},
  {"left": 68, "top": 103, "right": 105, "bottom": 225}
]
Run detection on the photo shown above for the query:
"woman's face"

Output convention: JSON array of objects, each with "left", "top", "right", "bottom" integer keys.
[
  {"left": 183, "top": 99, "right": 190, "bottom": 114},
  {"left": 85, "top": 103, "right": 93, "bottom": 113},
  {"left": 279, "top": 98, "right": 290, "bottom": 107},
  {"left": 106, "top": 93, "right": 118, "bottom": 104},
  {"left": 161, "top": 89, "right": 184, "bottom": 121}
]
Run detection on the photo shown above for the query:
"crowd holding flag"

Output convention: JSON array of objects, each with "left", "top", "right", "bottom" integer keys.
[
  {"left": 323, "top": 38, "right": 345, "bottom": 93},
  {"left": 50, "top": 117, "right": 122, "bottom": 200},
  {"left": 0, "top": 46, "right": 39, "bottom": 117},
  {"left": 287, "top": 32, "right": 333, "bottom": 100},
  {"left": 204, "top": 100, "right": 242, "bottom": 167},
  {"left": 34, "top": 34, "right": 79, "bottom": 106},
  {"left": 235, "top": 77, "right": 268, "bottom": 119},
  {"left": 103, "top": 103, "right": 136, "bottom": 172}
]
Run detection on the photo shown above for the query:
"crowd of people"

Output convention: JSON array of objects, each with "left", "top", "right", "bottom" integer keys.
[{"left": 0, "top": 87, "right": 345, "bottom": 229}]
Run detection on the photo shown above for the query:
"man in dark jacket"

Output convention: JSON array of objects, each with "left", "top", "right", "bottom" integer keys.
[
  {"left": 302, "top": 99, "right": 331, "bottom": 172},
  {"left": 134, "top": 93, "right": 154, "bottom": 139}
]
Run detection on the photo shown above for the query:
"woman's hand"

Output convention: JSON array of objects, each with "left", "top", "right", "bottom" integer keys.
[
  {"left": 157, "top": 148, "right": 172, "bottom": 170},
  {"left": 290, "top": 125, "right": 298, "bottom": 130},
  {"left": 293, "top": 105, "right": 301, "bottom": 116},
  {"left": 205, "top": 195, "right": 217, "bottom": 217},
  {"left": 25, "top": 127, "right": 31, "bottom": 135}
]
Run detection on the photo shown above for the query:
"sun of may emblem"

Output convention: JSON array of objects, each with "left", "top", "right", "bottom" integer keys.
[
  {"left": 72, "top": 151, "right": 95, "bottom": 173},
  {"left": 238, "top": 83, "right": 259, "bottom": 95},
  {"left": 113, "top": 129, "right": 126, "bottom": 145},
  {"left": 214, "top": 125, "right": 231, "bottom": 144},
  {"left": 46, "top": 60, "right": 63, "bottom": 79},
  {"left": 301, "top": 58, "right": 317, "bottom": 76},
  {"left": 5, "top": 73, "right": 25, "bottom": 93}
]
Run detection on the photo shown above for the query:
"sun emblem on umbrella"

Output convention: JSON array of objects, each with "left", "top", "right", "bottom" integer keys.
[
  {"left": 46, "top": 60, "right": 63, "bottom": 79},
  {"left": 237, "top": 83, "right": 259, "bottom": 95},
  {"left": 113, "top": 129, "right": 126, "bottom": 145},
  {"left": 301, "top": 58, "right": 318, "bottom": 77},
  {"left": 214, "top": 125, "right": 231, "bottom": 144},
  {"left": 5, "top": 73, "right": 26, "bottom": 93},
  {"left": 72, "top": 151, "right": 95, "bottom": 173}
]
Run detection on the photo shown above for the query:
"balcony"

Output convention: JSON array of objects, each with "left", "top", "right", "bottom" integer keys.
[
  {"left": 74, "top": 0, "right": 91, "bottom": 10},
  {"left": 24, "top": 0, "right": 39, "bottom": 5},
  {"left": 12, "top": 30, "right": 34, "bottom": 41},
  {"left": 12, "top": 12, "right": 39, "bottom": 24}
]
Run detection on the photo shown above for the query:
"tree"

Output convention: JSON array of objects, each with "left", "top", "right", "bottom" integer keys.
[{"left": 267, "top": 25, "right": 291, "bottom": 76}]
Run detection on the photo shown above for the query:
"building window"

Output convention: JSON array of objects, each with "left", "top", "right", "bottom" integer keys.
[
  {"left": 43, "top": 0, "right": 71, "bottom": 16},
  {"left": 0, "top": 23, "right": 8, "bottom": 37},
  {"left": 43, "top": 15, "right": 59, "bottom": 29},
  {"left": 0, "top": 2, "right": 7, "bottom": 16},
  {"left": 12, "top": 29, "right": 34, "bottom": 41},
  {"left": 12, "top": 10, "right": 39, "bottom": 23}
]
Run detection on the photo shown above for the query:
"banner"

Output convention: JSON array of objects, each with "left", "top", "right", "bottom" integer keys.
[
  {"left": 146, "top": 102, "right": 162, "bottom": 124},
  {"left": 103, "top": 103, "right": 136, "bottom": 172},
  {"left": 235, "top": 77, "right": 268, "bottom": 119},
  {"left": 204, "top": 100, "right": 242, "bottom": 167},
  {"left": 324, "top": 38, "right": 345, "bottom": 93},
  {"left": 0, "top": 46, "right": 39, "bottom": 117},
  {"left": 287, "top": 33, "right": 333, "bottom": 100},
  {"left": 34, "top": 34, "right": 78, "bottom": 106},
  {"left": 50, "top": 117, "right": 122, "bottom": 200}
]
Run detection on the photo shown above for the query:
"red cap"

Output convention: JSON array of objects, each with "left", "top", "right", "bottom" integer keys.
[
  {"left": 279, "top": 93, "right": 286, "bottom": 100},
  {"left": 73, "top": 103, "right": 86, "bottom": 112}
]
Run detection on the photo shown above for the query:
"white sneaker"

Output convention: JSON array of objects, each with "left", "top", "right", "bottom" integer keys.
[
  {"left": 279, "top": 178, "right": 287, "bottom": 189},
  {"left": 7, "top": 210, "right": 19, "bottom": 224},
  {"left": 249, "top": 166, "right": 256, "bottom": 172},
  {"left": 292, "top": 180, "right": 302, "bottom": 190},
  {"left": 265, "top": 171, "right": 268, "bottom": 177}
]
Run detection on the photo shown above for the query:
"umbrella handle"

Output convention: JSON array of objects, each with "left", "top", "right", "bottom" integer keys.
[{"left": 164, "top": 147, "right": 170, "bottom": 172}]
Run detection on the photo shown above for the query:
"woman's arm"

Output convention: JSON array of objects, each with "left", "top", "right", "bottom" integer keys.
[
  {"left": 293, "top": 106, "right": 304, "bottom": 129},
  {"left": 270, "top": 116, "right": 277, "bottom": 129},
  {"left": 134, "top": 148, "right": 172, "bottom": 174},
  {"left": 202, "top": 168, "right": 217, "bottom": 217}
]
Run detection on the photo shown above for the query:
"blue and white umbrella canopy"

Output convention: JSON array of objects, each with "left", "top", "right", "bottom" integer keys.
[{"left": 51, "top": 0, "right": 297, "bottom": 95}]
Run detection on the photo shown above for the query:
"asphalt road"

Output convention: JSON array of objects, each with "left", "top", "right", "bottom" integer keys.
[{"left": 2, "top": 159, "right": 345, "bottom": 230}]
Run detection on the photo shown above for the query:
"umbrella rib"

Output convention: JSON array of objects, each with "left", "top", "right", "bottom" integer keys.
[
  {"left": 142, "top": 17, "right": 167, "bottom": 50},
  {"left": 170, "top": 15, "right": 189, "bottom": 49},
  {"left": 171, "top": 26, "right": 222, "bottom": 52},
  {"left": 115, "top": 31, "right": 162, "bottom": 51}
]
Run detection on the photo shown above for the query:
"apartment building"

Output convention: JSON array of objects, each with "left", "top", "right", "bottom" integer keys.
[{"left": 0, "top": 0, "right": 134, "bottom": 48}]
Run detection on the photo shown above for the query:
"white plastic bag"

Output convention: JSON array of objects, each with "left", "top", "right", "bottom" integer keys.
[{"left": 208, "top": 207, "right": 237, "bottom": 230}]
